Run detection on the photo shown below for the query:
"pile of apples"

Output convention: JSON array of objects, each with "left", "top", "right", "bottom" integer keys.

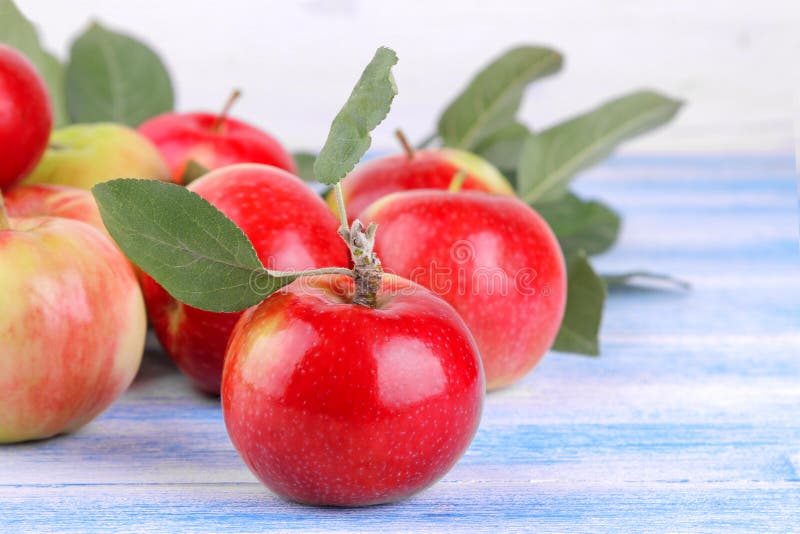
[{"left": 0, "top": 44, "right": 565, "bottom": 506}]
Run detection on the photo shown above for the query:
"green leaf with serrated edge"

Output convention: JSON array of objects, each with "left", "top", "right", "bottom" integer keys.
[
  {"left": 552, "top": 252, "right": 606, "bottom": 356},
  {"left": 533, "top": 192, "right": 620, "bottom": 260},
  {"left": 603, "top": 271, "right": 691, "bottom": 291},
  {"left": 519, "top": 90, "right": 682, "bottom": 203},
  {"left": 181, "top": 159, "right": 210, "bottom": 185},
  {"left": 313, "top": 47, "right": 398, "bottom": 185},
  {"left": 0, "top": 0, "right": 68, "bottom": 126},
  {"left": 293, "top": 152, "right": 317, "bottom": 182},
  {"left": 66, "top": 22, "right": 174, "bottom": 126},
  {"left": 92, "top": 179, "right": 292, "bottom": 313},
  {"left": 437, "top": 46, "right": 562, "bottom": 150}
]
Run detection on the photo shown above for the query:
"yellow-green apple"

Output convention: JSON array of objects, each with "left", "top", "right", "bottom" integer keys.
[
  {"left": 361, "top": 191, "right": 567, "bottom": 390},
  {"left": 328, "top": 148, "right": 514, "bottom": 222},
  {"left": 0, "top": 45, "right": 52, "bottom": 191},
  {"left": 0, "top": 196, "right": 146, "bottom": 443},
  {"left": 24, "top": 123, "right": 172, "bottom": 190},
  {"left": 140, "top": 163, "right": 349, "bottom": 394},
  {"left": 4, "top": 184, "right": 104, "bottom": 232},
  {"left": 139, "top": 91, "right": 296, "bottom": 182}
]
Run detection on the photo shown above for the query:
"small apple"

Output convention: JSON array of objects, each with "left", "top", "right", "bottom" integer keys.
[
  {"left": 362, "top": 190, "right": 567, "bottom": 390},
  {"left": 0, "top": 196, "right": 146, "bottom": 443},
  {"left": 139, "top": 90, "right": 297, "bottom": 182},
  {"left": 328, "top": 134, "right": 514, "bottom": 221},
  {"left": 0, "top": 45, "right": 52, "bottom": 191},
  {"left": 24, "top": 123, "right": 172, "bottom": 190},
  {"left": 4, "top": 184, "right": 104, "bottom": 232},
  {"left": 223, "top": 273, "right": 484, "bottom": 506},
  {"left": 141, "top": 163, "right": 349, "bottom": 394}
]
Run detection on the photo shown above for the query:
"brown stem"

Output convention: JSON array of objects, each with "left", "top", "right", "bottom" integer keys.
[
  {"left": 339, "top": 220, "right": 382, "bottom": 307},
  {"left": 213, "top": 89, "right": 242, "bottom": 132},
  {"left": 0, "top": 194, "right": 10, "bottom": 230},
  {"left": 395, "top": 129, "right": 415, "bottom": 159}
]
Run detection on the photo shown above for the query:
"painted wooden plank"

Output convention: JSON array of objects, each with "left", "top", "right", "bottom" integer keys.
[{"left": 1, "top": 154, "right": 798, "bottom": 532}]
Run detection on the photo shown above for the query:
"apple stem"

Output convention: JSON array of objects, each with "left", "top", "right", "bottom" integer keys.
[
  {"left": 213, "top": 89, "right": 242, "bottom": 132},
  {"left": 334, "top": 182, "right": 382, "bottom": 307},
  {"left": 448, "top": 169, "right": 467, "bottom": 193},
  {"left": 268, "top": 266, "right": 354, "bottom": 278},
  {"left": 395, "top": 129, "right": 415, "bottom": 159},
  {"left": 0, "top": 193, "right": 9, "bottom": 231}
]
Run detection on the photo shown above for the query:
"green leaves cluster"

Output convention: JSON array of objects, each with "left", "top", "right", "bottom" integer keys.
[
  {"left": 428, "top": 46, "right": 683, "bottom": 355},
  {"left": 92, "top": 47, "right": 398, "bottom": 312},
  {"left": 0, "top": 0, "right": 174, "bottom": 128}
]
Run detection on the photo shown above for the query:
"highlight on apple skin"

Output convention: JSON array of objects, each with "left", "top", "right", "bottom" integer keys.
[
  {"left": 24, "top": 122, "right": 173, "bottom": 190},
  {"left": 222, "top": 273, "right": 485, "bottom": 506},
  {"left": 0, "top": 214, "right": 147, "bottom": 443},
  {"left": 140, "top": 163, "right": 349, "bottom": 394},
  {"left": 328, "top": 148, "right": 514, "bottom": 222},
  {"left": 362, "top": 190, "right": 567, "bottom": 391}
]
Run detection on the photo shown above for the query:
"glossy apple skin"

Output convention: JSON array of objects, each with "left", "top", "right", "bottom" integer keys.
[
  {"left": 362, "top": 191, "right": 567, "bottom": 391},
  {"left": 24, "top": 123, "right": 172, "bottom": 190},
  {"left": 139, "top": 112, "right": 297, "bottom": 181},
  {"left": 4, "top": 184, "right": 104, "bottom": 232},
  {"left": 0, "top": 216, "right": 146, "bottom": 443},
  {"left": 222, "top": 274, "right": 484, "bottom": 506},
  {"left": 0, "top": 45, "right": 52, "bottom": 190},
  {"left": 328, "top": 149, "right": 514, "bottom": 221},
  {"left": 141, "top": 164, "right": 348, "bottom": 394}
]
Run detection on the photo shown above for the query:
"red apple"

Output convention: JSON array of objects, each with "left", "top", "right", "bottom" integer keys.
[
  {"left": 0, "top": 45, "right": 52, "bottom": 190},
  {"left": 328, "top": 147, "right": 514, "bottom": 221},
  {"left": 222, "top": 273, "right": 484, "bottom": 506},
  {"left": 0, "top": 198, "right": 146, "bottom": 443},
  {"left": 4, "top": 184, "right": 104, "bottom": 232},
  {"left": 139, "top": 91, "right": 297, "bottom": 182},
  {"left": 361, "top": 191, "right": 567, "bottom": 390},
  {"left": 141, "top": 163, "right": 349, "bottom": 394}
]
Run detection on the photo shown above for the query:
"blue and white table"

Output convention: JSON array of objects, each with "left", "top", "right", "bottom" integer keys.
[{"left": 2, "top": 154, "right": 799, "bottom": 532}]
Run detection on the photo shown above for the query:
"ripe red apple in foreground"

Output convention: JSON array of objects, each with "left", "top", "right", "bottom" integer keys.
[
  {"left": 4, "top": 184, "right": 104, "bottom": 232},
  {"left": 0, "top": 199, "right": 146, "bottom": 443},
  {"left": 0, "top": 45, "right": 52, "bottom": 190},
  {"left": 328, "top": 146, "right": 514, "bottom": 221},
  {"left": 139, "top": 91, "right": 297, "bottom": 182},
  {"left": 223, "top": 273, "right": 484, "bottom": 506},
  {"left": 141, "top": 164, "right": 348, "bottom": 393},
  {"left": 362, "top": 191, "right": 567, "bottom": 390}
]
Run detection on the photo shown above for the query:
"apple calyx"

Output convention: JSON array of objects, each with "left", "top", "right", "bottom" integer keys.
[
  {"left": 395, "top": 129, "right": 415, "bottom": 160},
  {"left": 0, "top": 193, "right": 9, "bottom": 230},
  {"left": 213, "top": 89, "right": 242, "bottom": 132}
]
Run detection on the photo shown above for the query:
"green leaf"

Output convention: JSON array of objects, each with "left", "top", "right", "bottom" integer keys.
[
  {"left": 552, "top": 252, "right": 606, "bottom": 356},
  {"left": 472, "top": 121, "right": 531, "bottom": 189},
  {"left": 92, "top": 179, "right": 291, "bottom": 313},
  {"left": 437, "top": 46, "right": 562, "bottom": 150},
  {"left": 533, "top": 192, "right": 621, "bottom": 260},
  {"left": 313, "top": 46, "right": 398, "bottom": 185},
  {"left": 603, "top": 271, "right": 691, "bottom": 291},
  {"left": 181, "top": 159, "right": 210, "bottom": 185},
  {"left": 519, "top": 90, "right": 682, "bottom": 203},
  {"left": 0, "top": 0, "right": 68, "bottom": 126},
  {"left": 293, "top": 152, "right": 317, "bottom": 182},
  {"left": 66, "top": 22, "right": 174, "bottom": 126}
]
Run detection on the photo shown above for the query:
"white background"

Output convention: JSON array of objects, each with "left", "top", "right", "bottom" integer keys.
[{"left": 18, "top": 0, "right": 800, "bottom": 154}]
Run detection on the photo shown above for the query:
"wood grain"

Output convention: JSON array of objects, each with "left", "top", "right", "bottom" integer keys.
[{"left": 1, "top": 154, "right": 798, "bottom": 532}]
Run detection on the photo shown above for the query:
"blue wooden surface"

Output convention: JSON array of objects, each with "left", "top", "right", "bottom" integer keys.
[{"left": 2, "top": 154, "right": 799, "bottom": 532}]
